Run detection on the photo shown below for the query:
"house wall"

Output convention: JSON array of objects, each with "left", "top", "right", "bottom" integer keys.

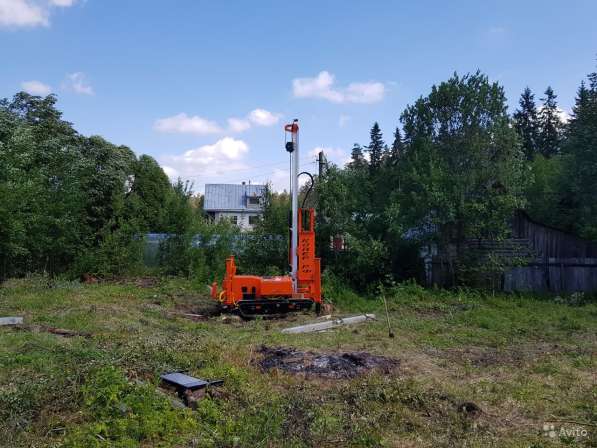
[{"left": 214, "top": 211, "right": 261, "bottom": 231}]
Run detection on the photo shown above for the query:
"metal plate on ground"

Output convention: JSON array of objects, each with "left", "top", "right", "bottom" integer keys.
[{"left": 160, "top": 373, "right": 210, "bottom": 390}]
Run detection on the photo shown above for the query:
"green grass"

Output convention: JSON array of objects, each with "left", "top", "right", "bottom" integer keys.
[{"left": 0, "top": 276, "right": 596, "bottom": 447}]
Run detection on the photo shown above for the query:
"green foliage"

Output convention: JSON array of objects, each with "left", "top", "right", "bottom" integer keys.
[
  {"left": 537, "top": 86, "right": 564, "bottom": 157},
  {"left": 238, "top": 185, "right": 290, "bottom": 275},
  {"left": 397, "top": 71, "right": 527, "bottom": 283},
  {"left": 559, "top": 69, "right": 597, "bottom": 240},
  {"left": 64, "top": 366, "right": 197, "bottom": 447},
  {"left": 366, "top": 121, "right": 385, "bottom": 171},
  {"left": 318, "top": 71, "right": 529, "bottom": 289},
  {"left": 0, "top": 92, "right": 195, "bottom": 279},
  {"left": 513, "top": 87, "right": 540, "bottom": 160}
]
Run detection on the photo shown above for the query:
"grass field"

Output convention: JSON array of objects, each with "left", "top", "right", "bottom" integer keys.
[{"left": 0, "top": 276, "right": 595, "bottom": 447}]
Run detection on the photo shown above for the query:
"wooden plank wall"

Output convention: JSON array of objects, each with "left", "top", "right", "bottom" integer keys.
[{"left": 429, "top": 211, "right": 597, "bottom": 293}]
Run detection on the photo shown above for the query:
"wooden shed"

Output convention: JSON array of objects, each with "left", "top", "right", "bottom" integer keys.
[
  {"left": 504, "top": 210, "right": 597, "bottom": 293},
  {"left": 429, "top": 210, "right": 597, "bottom": 293}
]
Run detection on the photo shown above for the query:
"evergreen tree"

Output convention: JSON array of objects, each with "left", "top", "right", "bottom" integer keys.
[
  {"left": 560, "top": 70, "right": 597, "bottom": 239},
  {"left": 571, "top": 81, "right": 589, "bottom": 119},
  {"left": 389, "top": 126, "right": 404, "bottom": 163},
  {"left": 537, "top": 86, "right": 563, "bottom": 157},
  {"left": 366, "top": 122, "right": 384, "bottom": 171},
  {"left": 513, "top": 87, "right": 539, "bottom": 160},
  {"left": 349, "top": 143, "right": 367, "bottom": 169}
]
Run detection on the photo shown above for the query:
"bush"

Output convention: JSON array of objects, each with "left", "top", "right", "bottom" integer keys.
[
  {"left": 64, "top": 366, "right": 197, "bottom": 447},
  {"left": 71, "top": 221, "right": 145, "bottom": 278}
]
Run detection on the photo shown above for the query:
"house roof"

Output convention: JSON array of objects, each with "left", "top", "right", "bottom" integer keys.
[{"left": 204, "top": 183, "right": 265, "bottom": 212}]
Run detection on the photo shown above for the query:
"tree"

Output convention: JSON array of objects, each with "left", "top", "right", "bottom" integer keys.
[
  {"left": 349, "top": 143, "right": 367, "bottom": 169},
  {"left": 513, "top": 87, "right": 539, "bottom": 160},
  {"left": 126, "top": 154, "right": 173, "bottom": 232},
  {"left": 0, "top": 91, "right": 191, "bottom": 278},
  {"left": 537, "top": 86, "right": 564, "bottom": 157},
  {"left": 388, "top": 126, "right": 404, "bottom": 164},
  {"left": 559, "top": 70, "right": 597, "bottom": 239},
  {"left": 366, "top": 122, "right": 384, "bottom": 171},
  {"left": 398, "top": 72, "right": 526, "bottom": 283}
]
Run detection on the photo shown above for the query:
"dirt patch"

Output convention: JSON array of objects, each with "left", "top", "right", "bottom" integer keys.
[
  {"left": 171, "top": 293, "right": 222, "bottom": 317},
  {"left": 256, "top": 345, "right": 400, "bottom": 379},
  {"left": 133, "top": 277, "right": 160, "bottom": 288},
  {"left": 429, "top": 343, "right": 568, "bottom": 368},
  {"left": 14, "top": 324, "right": 91, "bottom": 338}
]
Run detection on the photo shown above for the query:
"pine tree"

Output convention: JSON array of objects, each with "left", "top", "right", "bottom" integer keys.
[
  {"left": 513, "top": 87, "right": 539, "bottom": 160},
  {"left": 560, "top": 71, "right": 597, "bottom": 239},
  {"left": 571, "top": 81, "right": 589, "bottom": 119},
  {"left": 537, "top": 86, "right": 563, "bottom": 157},
  {"left": 349, "top": 143, "right": 366, "bottom": 169},
  {"left": 366, "top": 122, "right": 384, "bottom": 171},
  {"left": 387, "top": 126, "right": 404, "bottom": 165}
]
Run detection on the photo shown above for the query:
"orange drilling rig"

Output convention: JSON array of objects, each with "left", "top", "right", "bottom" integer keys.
[{"left": 210, "top": 120, "right": 322, "bottom": 316}]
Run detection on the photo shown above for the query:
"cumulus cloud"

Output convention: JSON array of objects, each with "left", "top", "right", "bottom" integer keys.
[
  {"left": 63, "top": 72, "right": 94, "bottom": 95},
  {"left": 248, "top": 108, "right": 280, "bottom": 126},
  {"left": 155, "top": 113, "right": 222, "bottom": 135},
  {"left": 49, "top": 0, "right": 75, "bottom": 6},
  {"left": 21, "top": 80, "right": 51, "bottom": 95},
  {"left": 159, "top": 137, "right": 250, "bottom": 185},
  {"left": 157, "top": 108, "right": 280, "bottom": 135},
  {"left": 226, "top": 108, "right": 280, "bottom": 133},
  {"left": 0, "top": 0, "right": 47, "bottom": 27},
  {"left": 158, "top": 137, "right": 304, "bottom": 192},
  {"left": 292, "top": 71, "right": 385, "bottom": 104},
  {"left": 0, "top": 0, "right": 76, "bottom": 28},
  {"left": 227, "top": 117, "right": 251, "bottom": 133}
]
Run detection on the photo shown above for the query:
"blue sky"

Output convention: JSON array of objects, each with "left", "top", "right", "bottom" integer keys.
[{"left": 1, "top": 0, "right": 596, "bottom": 191}]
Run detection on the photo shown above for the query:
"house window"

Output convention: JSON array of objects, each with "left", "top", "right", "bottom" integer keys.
[
  {"left": 249, "top": 215, "right": 260, "bottom": 225},
  {"left": 229, "top": 215, "right": 238, "bottom": 225},
  {"left": 248, "top": 196, "right": 261, "bottom": 206}
]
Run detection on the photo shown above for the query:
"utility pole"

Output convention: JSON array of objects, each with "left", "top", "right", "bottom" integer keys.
[
  {"left": 318, "top": 150, "right": 325, "bottom": 178},
  {"left": 316, "top": 150, "right": 325, "bottom": 258}
]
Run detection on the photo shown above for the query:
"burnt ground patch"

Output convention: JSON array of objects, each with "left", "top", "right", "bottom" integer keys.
[{"left": 256, "top": 345, "right": 400, "bottom": 379}]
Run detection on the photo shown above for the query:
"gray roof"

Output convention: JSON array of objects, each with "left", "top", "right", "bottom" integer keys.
[{"left": 204, "top": 183, "right": 265, "bottom": 212}]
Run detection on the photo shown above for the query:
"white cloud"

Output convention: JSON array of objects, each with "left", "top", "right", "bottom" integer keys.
[
  {"left": 0, "top": 0, "right": 76, "bottom": 28},
  {"left": 21, "top": 80, "right": 51, "bottom": 95},
  {"left": 556, "top": 107, "right": 571, "bottom": 123},
  {"left": 155, "top": 113, "right": 222, "bottom": 135},
  {"left": 248, "top": 108, "right": 280, "bottom": 126},
  {"left": 187, "top": 137, "right": 248, "bottom": 161},
  {"left": 345, "top": 82, "right": 385, "bottom": 103},
  {"left": 161, "top": 166, "right": 179, "bottom": 179},
  {"left": 292, "top": 71, "right": 385, "bottom": 104},
  {"left": 49, "top": 0, "right": 75, "bottom": 6},
  {"left": 538, "top": 105, "right": 571, "bottom": 124},
  {"left": 157, "top": 108, "right": 280, "bottom": 135},
  {"left": 158, "top": 137, "right": 302, "bottom": 192},
  {"left": 227, "top": 117, "right": 251, "bottom": 133},
  {"left": 63, "top": 72, "right": 94, "bottom": 95},
  {"left": 160, "top": 137, "right": 250, "bottom": 185},
  {"left": 0, "top": 0, "right": 47, "bottom": 27},
  {"left": 227, "top": 108, "right": 280, "bottom": 133}
]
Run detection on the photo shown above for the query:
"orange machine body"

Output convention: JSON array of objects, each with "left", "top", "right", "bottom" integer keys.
[{"left": 211, "top": 208, "right": 322, "bottom": 313}]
